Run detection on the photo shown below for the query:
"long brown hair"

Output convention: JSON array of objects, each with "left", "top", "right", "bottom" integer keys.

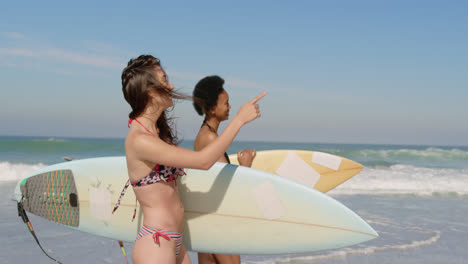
[{"left": 121, "top": 55, "right": 188, "bottom": 144}]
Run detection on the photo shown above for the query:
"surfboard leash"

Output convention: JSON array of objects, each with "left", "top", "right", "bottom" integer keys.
[
  {"left": 118, "top": 241, "right": 130, "bottom": 264},
  {"left": 17, "top": 196, "right": 63, "bottom": 264}
]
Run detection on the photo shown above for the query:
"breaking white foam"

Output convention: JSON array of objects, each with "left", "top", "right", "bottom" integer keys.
[
  {"left": 0, "top": 162, "right": 45, "bottom": 182},
  {"left": 329, "top": 165, "right": 468, "bottom": 196}
]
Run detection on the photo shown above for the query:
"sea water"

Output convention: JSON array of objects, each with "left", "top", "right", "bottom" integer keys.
[{"left": 1, "top": 136, "right": 467, "bottom": 263}]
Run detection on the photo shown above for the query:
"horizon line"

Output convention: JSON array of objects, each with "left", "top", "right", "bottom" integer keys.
[{"left": 0, "top": 134, "right": 467, "bottom": 148}]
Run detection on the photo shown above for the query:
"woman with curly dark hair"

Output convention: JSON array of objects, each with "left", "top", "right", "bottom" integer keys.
[
  {"left": 193, "top": 75, "right": 257, "bottom": 264},
  {"left": 114, "top": 55, "right": 265, "bottom": 264}
]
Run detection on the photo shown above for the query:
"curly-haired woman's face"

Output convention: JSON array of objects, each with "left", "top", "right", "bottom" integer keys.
[{"left": 212, "top": 90, "right": 231, "bottom": 122}]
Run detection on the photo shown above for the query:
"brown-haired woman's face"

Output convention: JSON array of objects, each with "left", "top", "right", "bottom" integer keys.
[
  {"left": 152, "top": 67, "right": 175, "bottom": 109},
  {"left": 212, "top": 90, "right": 231, "bottom": 122}
]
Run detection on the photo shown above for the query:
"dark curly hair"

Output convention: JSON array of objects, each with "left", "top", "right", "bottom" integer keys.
[
  {"left": 121, "top": 54, "right": 188, "bottom": 144},
  {"left": 192, "top": 75, "right": 225, "bottom": 116}
]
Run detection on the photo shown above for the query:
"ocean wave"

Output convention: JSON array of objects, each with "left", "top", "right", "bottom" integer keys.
[
  {"left": 329, "top": 165, "right": 468, "bottom": 196},
  {"left": 356, "top": 148, "right": 468, "bottom": 166},
  {"left": 0, "top": 162, "right": 46, "bottom": 182},
  {"left": 307, "top": 146, "right": 468, "bottom": 170},
  {"left": 243, "top": 231, "right": 441, "bottom": 264},
  {"left": 2, "top": 160, "right": 467, "bottom": 197},
  {"left": 31, "top": 137, "right": 68, "bottom": 142}
]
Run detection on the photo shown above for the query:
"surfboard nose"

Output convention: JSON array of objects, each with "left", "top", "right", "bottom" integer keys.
[
  {"left": 338, "top": 201, "right": 379, "bottom": 239},
  {"left": 368, "top": 224, "right": 379, "bottom": 238},
  {"left": 354, "top": 217, "right": 379, "bottom": 240}
]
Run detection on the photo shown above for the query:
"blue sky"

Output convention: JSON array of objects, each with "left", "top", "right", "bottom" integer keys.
[{"left": 1, "top": 1, "right": 467, "bottom": 145}]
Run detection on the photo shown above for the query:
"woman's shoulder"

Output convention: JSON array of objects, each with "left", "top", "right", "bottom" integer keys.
[
  {"left": 126, "top": 130, "right": 165, "bottom": 151},
  {"left": 194, "top": 128, "right": 218, "bottom": 150}
]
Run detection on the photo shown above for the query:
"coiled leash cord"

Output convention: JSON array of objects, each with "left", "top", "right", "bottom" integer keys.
[{"left": 18, "top": 197, "right": 63, "bottom": 263}]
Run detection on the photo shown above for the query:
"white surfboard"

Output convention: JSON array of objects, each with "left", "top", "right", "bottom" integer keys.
[
  {"left": 15, "top": 157, "right": 377, "bottom": 255},
  {"left": 229, "top": 150, "right": 363, "bottom": 193}
]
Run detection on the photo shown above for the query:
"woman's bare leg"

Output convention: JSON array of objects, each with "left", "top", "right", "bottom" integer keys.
[
  {"left": 132, "top": 235, "right": 177, "bottom": 264},
  {"left": 198, "top": 252, "right": 240, "bottom": 264},
  {"left": 177, "top": 244, "right": 192, "bottom": 264}
]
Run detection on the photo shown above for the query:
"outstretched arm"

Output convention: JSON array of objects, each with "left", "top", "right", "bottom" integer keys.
[{"left": 129, "top": 92, "right": 266, "bottom": 170}]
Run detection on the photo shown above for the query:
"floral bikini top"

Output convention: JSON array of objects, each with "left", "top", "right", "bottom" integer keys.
[{"left": 112, "top": 118, "right": 186, "bottom": 221}]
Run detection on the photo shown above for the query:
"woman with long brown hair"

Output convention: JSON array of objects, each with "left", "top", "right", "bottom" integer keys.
[{"left": 115, "top": 55, "right": 265, "bottom": 264}]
